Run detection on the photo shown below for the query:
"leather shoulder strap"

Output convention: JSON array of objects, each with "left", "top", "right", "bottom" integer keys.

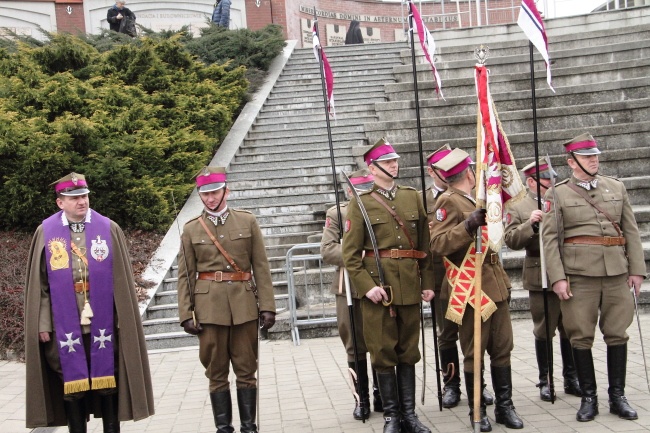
[
  {"left": 369, "top": 192, "right": 416, "bottom": 249},
  {"left": 198, "top": 217, "right": 243, "bottom": 272},
  {"left": 565, "top": 182, "right": 622, "bottom": 236}
]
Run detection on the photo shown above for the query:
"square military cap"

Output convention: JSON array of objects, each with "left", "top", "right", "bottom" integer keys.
[
  {"left": 50, "top": 172, "right": 90, "bottom": 196},
  {"left": 433, "top": 148, "right": 474, "bottom": 178},
  {"left": 426, "top": 143, "right": 452, "bottom": 166},
  {"left": 521, "top": 160, "right": 557, "bottom": 179},
  {"left": 363, "top": 138, "right": 400, "bottom": 166},
  {"left": 344, "top": 168, "right": 374, "bottom": 192},
  {"left": 563, "top": 132, "right": 601, "bottom": 156},
  {"left": 194, "top": 166, "right": 226, "bottom": 192}
]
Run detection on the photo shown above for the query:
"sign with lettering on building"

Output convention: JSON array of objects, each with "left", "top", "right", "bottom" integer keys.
[
  {"left": 361, "top": 26, "right": 381, "bottom": 44},
  {"left": 326, "top": 24, "right": 346, "bottom": 46},
  {"left": 301, "top": 18, "right": 314, "bottom": 48}
]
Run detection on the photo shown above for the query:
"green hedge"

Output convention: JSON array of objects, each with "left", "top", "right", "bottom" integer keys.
[{"left": 0, "top": 25, "right": 284, "bottom": 231}]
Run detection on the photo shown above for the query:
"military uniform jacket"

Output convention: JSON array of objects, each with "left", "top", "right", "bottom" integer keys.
[
  {"left": 424, "top": 187, "right": 447, "bottom": 294},
  {"left": 342, "top": 185, "right": 434, "bottom": 304},
  {"left": 177, "top": 209, "right": 276, "bottom": 327},
  {"left": 504, "top": 191, "right": 544, "bottom": 291},
  {"left": 541, "top": 175, "right": 646, "bottom": 285},
  {"left": 429, "top": 187, "right": 510, "bottom": 302},
  {"left": 321, "top": 203, "right": 362, "bottom": 298}
]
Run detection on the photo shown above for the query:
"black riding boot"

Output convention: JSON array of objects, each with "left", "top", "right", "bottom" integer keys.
[
  {"left": 534, "top": 339, "right": 553, "bottom": 402},
  {"left": 465, "top": 372, "right": 491, "bottom": 432},
  {"left": 372, "top": 367, "right": 383, "bottom": 412},
  {"left": 491, "top": 366, "right": 524, "bottom": 429},
  {"left": 439, "top": 347, "right": 461, "bottom": 408},
  {"left": 481, "top": 363, "right": 494, "bottom": 406},
  {"left": 63, "top": 398, "right": 87, "bottom": 433},
  {"left": 376, "top": 369, "right": 401, "bottom": 433},
  {"left": 572, "top": 348, "right": 598, "bottom": 422},
  {"left": 210, "top": 390, "right": 235, "bottom": 433},
  {"left": 100, "top": 393, "right": 120, "bottom": 433},
  {"left": 396, "top": 364, "right": 431, "bottom": 433},
  {"left": 560, "top": 338, "right": 581, "bottom": 396},
  {"left": 237, "top": 388, "right": 257, "bottom": 433},
  {"left": 607, "top": 344, "right": 638, "bottom": 420},
  {"left": 349, "top": 360, "right": 371, "bottom": 420}
]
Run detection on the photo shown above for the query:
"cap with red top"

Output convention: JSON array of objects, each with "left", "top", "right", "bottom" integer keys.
[
  {"left": 521, "top": 160, "right": 557, "bottom": 180},
  {"left": 345, "top": 168, "right": 374, "bottom": 192},
  {"left": 432, "top": 148, "right": 474, "bottom": 178},
  {"left": 363, "top": 138, "right": 400, "bottom": 166},
  {"left": 563, "top": 132, "right": 601, "bottom": 156},
  {"left": 426, "top": 143, "right": 452, "bottom": 167},
  {"left": 194, "top": 166, "right": 226, "bottom": 193},
  {"left": 50, "top": 172, "right": 90, "bottom": 196}
]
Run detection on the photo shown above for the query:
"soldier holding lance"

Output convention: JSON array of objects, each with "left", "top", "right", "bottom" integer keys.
[
  {"left": 429, "top": 149, "right": 523, "bottom": 432},
  {"left": 504, "top": 160, "right": 581, "bottom": 401},
  {"left": 424, "top": 144, "right": 494, "bottom": 409},
  {"left": 320, "top": 169, "right": 383, "bottom": 420},
  {"left": 541, "top": 133, "right": 647, "bottom": 422},
  {"left": 177, "top": 166, "right": 276, "bottom": 433},
  {"left": 342, "top": 139, "right": 434, "bottom": 433}
]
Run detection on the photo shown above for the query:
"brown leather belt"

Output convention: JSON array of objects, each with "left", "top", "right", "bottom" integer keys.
[
  {"left": 564, "top": 236, "right": 626, "bottom": 246},
  {"left": 525, "top": 250, "right": 540, "bottom": 258},
  {"left": 365, "top": 249, "right": 427, "bottom": 259},
  {"left": 74, "top": 282, "right": 89, "bottom": 293},
  {"left": 197, "top": 271, "right": 252, "bottom": 282}
]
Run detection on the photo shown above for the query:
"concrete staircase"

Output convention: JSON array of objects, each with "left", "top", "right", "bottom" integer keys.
[{"left": 143, "top": 6, "right": 650, "bottom": 349}]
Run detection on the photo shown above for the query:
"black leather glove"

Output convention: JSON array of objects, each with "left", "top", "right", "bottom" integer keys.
[
  {"left": 259, "top": 311, "right": 276, "bottom": 330},
  {"left": 464, "top": 208, "right": 487, "bottom": 234},
  {"left": 181, "top": 318, "right": 203, "bottom": 335}
]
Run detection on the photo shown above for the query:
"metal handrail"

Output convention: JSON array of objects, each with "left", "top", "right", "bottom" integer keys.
[{"left": 285, "top": 243, "right": 338, "bottom": 346}]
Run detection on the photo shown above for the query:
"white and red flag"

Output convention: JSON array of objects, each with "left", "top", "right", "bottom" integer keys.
[
  {"left": 409, "top": 1, "right": 444, "bottom": 99},
  {"left": 474, "top": 64, "right": 525, "bottom": 251},
  {"left": 517, "top": 0, "right": 554, "bottom": 92},
  {"left": 312, "top": 24, "right": 335, "bottom": 117}
]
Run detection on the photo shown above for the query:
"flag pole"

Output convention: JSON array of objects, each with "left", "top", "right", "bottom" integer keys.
[
  {"left": 407, "top": 1, "right": 442, "bottom": 411},
  {"left": 472, "top": 46, "right": 487, "bottom": 433},
  {"left": 527, "top": 40, "right": 556, "bottom": 404},
  {"left": 313, "top": 8, "right": 364, "bottom": 420}
]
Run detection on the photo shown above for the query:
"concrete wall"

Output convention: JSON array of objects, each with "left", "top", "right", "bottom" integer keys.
[{"left": 0, "top": 1, "right": 57, "bottom": 39}]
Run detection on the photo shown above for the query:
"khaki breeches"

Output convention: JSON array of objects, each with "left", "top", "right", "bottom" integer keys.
[
  {"left": 361, "top": 299, "right": 421, "bottom": 373},
  {"left": 198, "top": 321, "right": 258, "bottom": 393},
  {"left": 459, "top": 301, "right": 513, "bottom": 373},
  {"left": 559, "top": 274, "right": 633, "bottom": 349},
  {"left": 335, "top": 295, "right": 368, "bottom": 362}
]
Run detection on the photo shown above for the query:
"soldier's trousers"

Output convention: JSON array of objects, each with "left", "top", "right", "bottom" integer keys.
[
  {"left": 361, "top": 299, "right": 421, "bottom": 373},
  {"left": 459, "top": 301, "right": 513, "bottom": 373},
  {"left": 529, "top": 290, "right": 567, "bottom": 341},
  {"left": 198, "top": 321, "right": 258, "bottom": 392},
  {"left": 559, "top": 274, "right": 633, "bottom": 349},
  {"left": 335, "top": 295, "right": 368, "bottom": 362},
  {"left": 432, "top": 293, "right": 459, "bottom": 351}
]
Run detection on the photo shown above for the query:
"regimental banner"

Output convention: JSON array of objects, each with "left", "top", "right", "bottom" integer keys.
[
  {"left": 361, "top": 27, "right": 381, "bottom": 44},
  {"left": 326, "top": 24, "right": 346, "bottom": 46}
]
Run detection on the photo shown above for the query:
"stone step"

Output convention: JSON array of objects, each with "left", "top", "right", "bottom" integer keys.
[
  {"left": 273, "top": 72, "right": 395, "bottom": 89},
  {"left": 232, "top": 148, "right": 353, "bottom": 166},
  {"left": 389, "top": 58, "right": 650, "bottom": 102},
  {"left": 227, "top": 164, "right": 355, "bottom": 181},
  {"left": 235, "top": 137, "right": 365, "bottom": 156},
  {"left": 255, "top": 103, "right": 377, "bottom": 119},
  {"left": 145, "top": 331, "right": 199, "bottom": 351},
  {"left": 245, "top": 123, "right": 363, "bottom": 140},
  {"left": 378, "top": 77, "right": 648, "bottom": 120},
  {"left": 363, "top": 100, "right": 650, "bottom": 146},
  {"left": 251, "top": 114, "right": 376, "bottom": 132},
  {"left": 229, "top": 181, "right": 337, "bottom": 199}
]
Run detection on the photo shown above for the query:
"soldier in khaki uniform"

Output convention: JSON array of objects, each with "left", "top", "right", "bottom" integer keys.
[
  {"left": 424, "top": 145, "right": 494, "bottom": 409},
  {"left": 541, "top": 133, "right": 646, "bottom": 422},
  {"left": 430, "top": 149, "right": 523, "bottom": 432},
  {"left": 177, "top": 167, "right": 276, "bottom": 433},
  {"left": 342, "top": 139, "right": 434, "bottom": 433},
  {"left": 504, "top": 160, "right": 581, "bottom": 401},
  {"left": 320, "top": 169, "right": 382, "bottom": 420}
]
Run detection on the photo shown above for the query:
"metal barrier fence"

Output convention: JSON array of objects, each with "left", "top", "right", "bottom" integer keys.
[{"left": 285, "top": 243, "right": 337, "bottom": 346}]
